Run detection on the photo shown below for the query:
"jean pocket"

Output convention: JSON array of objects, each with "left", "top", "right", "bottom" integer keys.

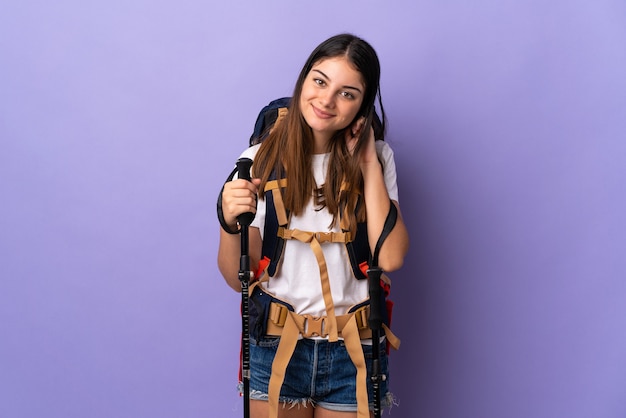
[{"left": 362, "top": 343, "right": 387, "bottom": 360}]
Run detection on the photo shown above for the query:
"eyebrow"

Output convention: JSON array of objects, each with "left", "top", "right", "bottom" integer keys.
[{"left": 312, "top": 69, "right": 362, "bottom": 93}]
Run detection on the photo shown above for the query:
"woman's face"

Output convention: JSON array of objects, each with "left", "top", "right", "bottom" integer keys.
[{"left": 299, "top": 56, "right": 365, "bottom": 144}]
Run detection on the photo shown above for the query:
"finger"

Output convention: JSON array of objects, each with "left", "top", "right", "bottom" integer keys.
[
  {"left": 228, "top": 178, "right": 259, "bottom": 194},
  {"left": 224, "top": 194, "right": 257, "bottom": 221}
]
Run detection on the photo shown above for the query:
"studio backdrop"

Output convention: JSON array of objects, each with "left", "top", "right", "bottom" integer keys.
[{"left": 1, "top": 1, "right": 625, "bottom": 417}]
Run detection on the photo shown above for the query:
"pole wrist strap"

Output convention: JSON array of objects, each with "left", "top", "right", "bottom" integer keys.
[{"left": 217, "top": 167, "right": 241, "bottom": 234}]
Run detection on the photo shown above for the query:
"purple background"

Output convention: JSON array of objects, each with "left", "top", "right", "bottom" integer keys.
[{"left": 1, "top": 1, "right": 625, "bottom": 417}]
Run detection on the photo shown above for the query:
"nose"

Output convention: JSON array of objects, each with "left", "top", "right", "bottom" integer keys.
[{"left": 318, "top": 90, "right": 335, "bottom": 109}]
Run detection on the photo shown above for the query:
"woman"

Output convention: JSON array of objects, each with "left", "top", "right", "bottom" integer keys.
[{"left": 218, "top": 33, "right": 409, "bottom": 418}]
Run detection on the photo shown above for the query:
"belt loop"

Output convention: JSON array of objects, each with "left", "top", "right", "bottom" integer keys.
[
  {"left": 269, "top": 303, "right": 288, "bottom": 327},
  {"left": 355, "top": 307, "right": 368, "bottom": 330}
]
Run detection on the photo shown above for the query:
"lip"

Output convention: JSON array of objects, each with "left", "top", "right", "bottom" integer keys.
[{"left": 311, "top": 105, "right": 334, "bottom": 119}]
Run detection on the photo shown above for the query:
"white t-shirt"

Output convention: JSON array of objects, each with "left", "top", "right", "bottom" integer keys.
[{"left": 239, "top": 140, "right": 399, "bottom": 317}]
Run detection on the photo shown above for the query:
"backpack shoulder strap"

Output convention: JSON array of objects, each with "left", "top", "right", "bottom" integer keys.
[
  {"left": 261, "top": 174, "right": 289, "bottom": 277},
  {"left": 251, "top": 97, "right": 387, "bottom": 278},
  {"left": 250, "top": 97, "right": 291, "bottom": 146}
]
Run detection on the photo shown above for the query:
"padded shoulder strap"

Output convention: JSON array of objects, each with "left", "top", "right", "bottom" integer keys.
[{"left": 261, "top": 176, "right": 289, "bottom": 277}]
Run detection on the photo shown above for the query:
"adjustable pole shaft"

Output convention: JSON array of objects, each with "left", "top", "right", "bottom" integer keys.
[
  {"left": 236, "top": 158, "right": 254, "bottom": 418},
  {"left": 239, "top": 239, "right": 251, "bottom": 418},
  {"left": 368, "top": 266, "right": 383, "bottom": 418},
  {"left": 367, "top": 203, "right": 397, "bottom": 418}
]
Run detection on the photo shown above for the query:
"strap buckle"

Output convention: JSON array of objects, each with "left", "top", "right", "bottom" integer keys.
[
  {"left": 302, "top": 314, "right": 327, "bottom": 338},
  {"left": 314, "top": 232, "right": 332, "bottom": 243},
  {"left": 313, "top": 231, "right": 351, "bottom": 243}
]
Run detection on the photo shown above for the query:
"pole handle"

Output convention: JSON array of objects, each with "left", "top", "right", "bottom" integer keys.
[{"left": 236, "top": 158, "right": 255, "bottom": 227}]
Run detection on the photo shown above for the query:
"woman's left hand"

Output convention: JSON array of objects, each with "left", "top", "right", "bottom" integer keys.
[{"left": 346, "top": 117, "right": 378, "bottom": 166}]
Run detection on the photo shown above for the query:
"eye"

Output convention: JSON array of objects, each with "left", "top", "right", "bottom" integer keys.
[
  {"left": 313, "top": 78, "right": 326, "bottom": 86},
  {"left": 340, "top": 91, "right": 355, "bottom": 100}
]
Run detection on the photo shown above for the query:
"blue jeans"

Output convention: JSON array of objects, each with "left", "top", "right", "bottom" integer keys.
[{"left": 247, "top": 336, "right": 392, "bottom": 412}]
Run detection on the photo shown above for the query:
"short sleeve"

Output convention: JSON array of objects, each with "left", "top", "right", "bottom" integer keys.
[{"left": 376, "top": 141, "right": 400, "bottom": 203}]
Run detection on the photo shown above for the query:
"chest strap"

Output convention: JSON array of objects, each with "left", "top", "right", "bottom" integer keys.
[
  {"left": 280, "top": 228, "right": 341, "bottom": 341},
  {"left": 278, "top": 227, "right": 352, "bottom": 244}
]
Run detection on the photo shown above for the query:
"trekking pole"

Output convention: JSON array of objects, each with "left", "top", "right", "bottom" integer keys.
[
  {"left": 236, "top": 157, "right": 255, "bottom": 418},
  {"left": 367, "top": 265, "right": 384, "bottom": 418},
  {"left": 368, "top": 203, "right": 398, "bottom": 418}
]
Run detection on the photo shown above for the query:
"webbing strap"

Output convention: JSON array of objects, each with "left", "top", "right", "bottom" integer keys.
[
  {"left": 265, "top": 302, "right": 400, "bottom": 350},
  {"left": 260, "top": 175, "right": 399, "bottom": 418},
  {"left": 342, "top": 316, "right": 370, "bottom": 418},
  {"left": 382, "top": 323, "right": 401, "bottom": 350},
  {"left": 264, "top": 179, "right": 288, "bottom": 190},
  {"left": 271, "top": 107, "right": 288, "bottom": 136},
  {"left": 278, "top": 227, "right": 352, "bottom": 244},
  {"left": 267, "top": 302, "right": 369, "bottom": 338},
  {"left": 267, "top": 309, "right": 371, "bottom": 418},
  {"left": 286, "top": 229, "right": 339, "bottom": 342},
  {"left": 265, "top": 179, "right": 289, "bottom": 227},
  {"left": 268, "top": 312, "right": 300, "bottom": 418}
]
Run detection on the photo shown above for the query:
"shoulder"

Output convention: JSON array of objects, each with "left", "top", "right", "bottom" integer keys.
[
  {"left": 375, "top": 140, "right": 394, "bottom": 157},
  {"left": 238, "top": 143, "right": 262, "bottom": 160},
  {"left": 375, "top": 140, "right": 396, "bottom": 170}
]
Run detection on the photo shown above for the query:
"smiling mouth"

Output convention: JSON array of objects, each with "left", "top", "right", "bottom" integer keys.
[{"left": 312, "top": 105, "right": 334, "bottom": 119}]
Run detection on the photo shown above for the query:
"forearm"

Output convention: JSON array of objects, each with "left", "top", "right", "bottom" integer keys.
[
  {"left": 217, "top": 229, "right": 244, "bottom": 291},
  {"left": 218, "top": 225, "right": 262, "bottom": 292},
  {"left": 362, "top": 161, "right": 409, "bottom": 271},
  {"left": 362, "top": 160, "right": 391, "bottom": 249}
]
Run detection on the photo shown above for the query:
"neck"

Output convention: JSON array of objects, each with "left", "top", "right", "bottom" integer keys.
[{"left": 313, "top": 132, "right": 331, "bottom": 154}]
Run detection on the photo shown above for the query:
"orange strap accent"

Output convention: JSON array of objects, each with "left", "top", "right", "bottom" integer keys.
[
  {"left": 255, "top": 256, "right": 271, "bottom": 282},
  {"left": 359, "top": 261, "right": 369, "bottom": 277}
]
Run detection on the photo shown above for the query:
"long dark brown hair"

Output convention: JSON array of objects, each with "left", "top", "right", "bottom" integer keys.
[{"left": 253, "top": 33, "right": 386, "bottom": 233}]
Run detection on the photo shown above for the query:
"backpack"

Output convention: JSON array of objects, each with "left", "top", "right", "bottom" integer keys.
[
  {"left": 246, "top": 97, "right": 397, "bottom": 335},
  {"left": 227, "top": 97, "right": 400, "bottom": 418}
]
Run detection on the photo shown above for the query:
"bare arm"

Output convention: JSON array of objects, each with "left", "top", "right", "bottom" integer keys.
[
  {"left": 361, "top": 164, "right": 409, "bottom": 272},
  {"left": 348, "top": 125, "right": 409, "bottom": 271}
]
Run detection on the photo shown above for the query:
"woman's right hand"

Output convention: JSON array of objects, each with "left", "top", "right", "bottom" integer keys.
[{"left": 220, "top": 178, "right": 261, "bottom": 230}]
